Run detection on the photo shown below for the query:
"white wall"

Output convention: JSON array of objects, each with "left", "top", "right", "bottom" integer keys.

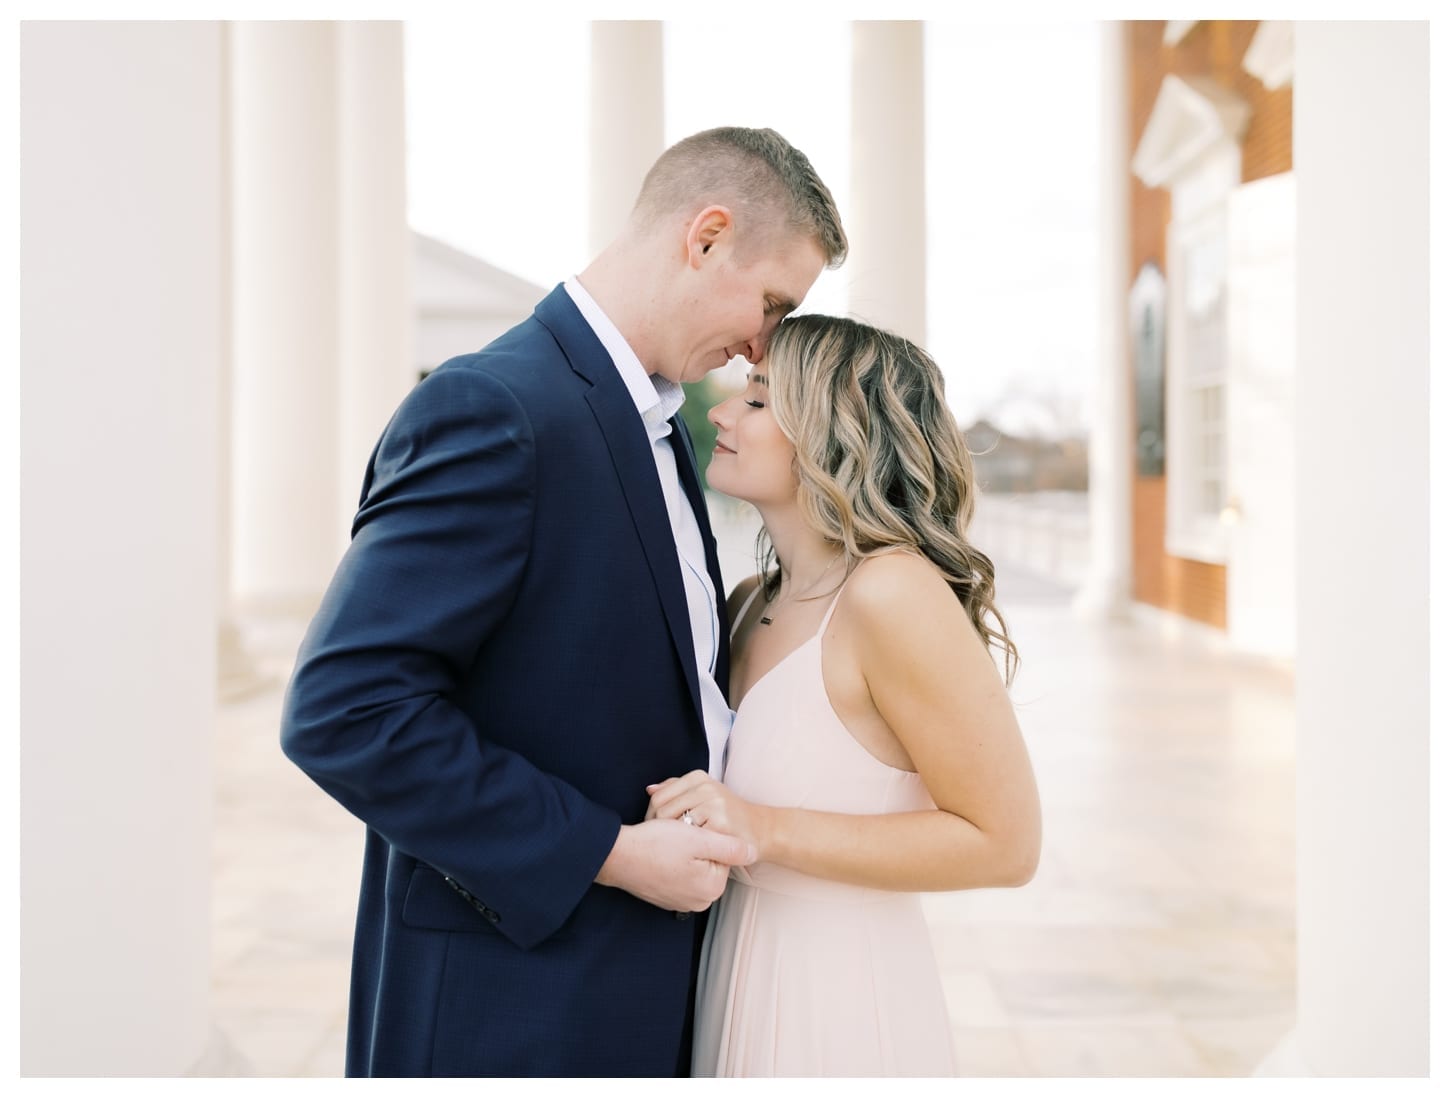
[
  {"left": 20, "top": 21, "right": 222, "bottom": 1074},
  {"left": 1294, "top": 20, "right": 1428, "bottom": 1076}
]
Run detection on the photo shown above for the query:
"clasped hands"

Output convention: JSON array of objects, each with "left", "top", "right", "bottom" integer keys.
[
  {"left": 596, "top": 771, "right": 762, "bottom": 915},
  {"left": 645, "top": 769, "right": 762, "bottom": 848}
]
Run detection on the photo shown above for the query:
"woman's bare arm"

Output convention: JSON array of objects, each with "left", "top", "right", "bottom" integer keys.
[{"left": 649, "top": 553, "right": 1040, "bottom": 892}]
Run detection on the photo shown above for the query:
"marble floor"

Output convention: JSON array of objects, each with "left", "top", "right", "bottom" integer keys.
[
  {"left": 919, "top": 573, "right": 1297, "bottom": 1077},
  {"left": 209, "top": 519, "right": 1296, "bottom": 1078}
]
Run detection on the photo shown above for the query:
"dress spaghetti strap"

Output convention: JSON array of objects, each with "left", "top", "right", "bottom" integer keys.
[
  {"left": 729, "top": 584, "right": 766, "bottom": 642},
  {"left": 812, "top": 581, "right": 848, "bottom": 640},
  {"left": 733, "top": 575, "right": 850, "bottom": 643}
]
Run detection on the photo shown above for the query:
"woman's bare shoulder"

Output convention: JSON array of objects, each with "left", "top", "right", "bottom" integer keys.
[{"left": 842, "top": 550, "right": 954, "bottom": 618}]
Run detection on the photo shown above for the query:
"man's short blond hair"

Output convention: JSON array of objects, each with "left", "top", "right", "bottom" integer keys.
[{"left": 632, "top": 127, "right": 848, "bottom": 269}]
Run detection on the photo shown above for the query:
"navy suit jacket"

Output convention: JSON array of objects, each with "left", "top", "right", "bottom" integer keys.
[{"left": 280, "top": 285, "right": 731, "bottom": 1077}]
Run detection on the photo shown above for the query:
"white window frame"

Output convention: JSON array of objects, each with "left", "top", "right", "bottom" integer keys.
[{"left": 1164, "top": 141, "right": 1239, "bottom": 564}]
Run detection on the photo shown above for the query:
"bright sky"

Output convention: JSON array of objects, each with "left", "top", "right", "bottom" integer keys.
[{"left": 404, "top": 18, "right": 1100, "bottom": 435}]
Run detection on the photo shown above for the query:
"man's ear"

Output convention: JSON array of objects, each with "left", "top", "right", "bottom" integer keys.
[{"left": 686, "top": 205, "right": 734, "bottom": 269}]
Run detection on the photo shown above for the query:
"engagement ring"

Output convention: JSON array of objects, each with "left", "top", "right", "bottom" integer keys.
[{"left": 681, "top": 811, "right": 697, "bottom": 826}]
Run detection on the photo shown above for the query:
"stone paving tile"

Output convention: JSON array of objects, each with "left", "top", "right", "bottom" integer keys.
[
  {"left": 1180, "top": 1013, "right": 1297, "bottom": 1077},
  {"left": 969, "top": 925, "right": 1136, "bottom": 975},
  {"left": 941, "top": 968, "right": 1015, "bottom": 1028},
  {"left": 989, "top": 968, "right": 1170, "bottom": 1025},
  {"left": 1015, "top": 1021, "right": 1212, "bottom": 1077},
  {"left": 211, "top": 1005, "right": 339, "bottom": 1078},
  {"left": 951, "top": 1026, "right": 1033, "bottom": 1077},
  {"left": 300, "top": 1017, "right": 349, "bottom": 1078}
]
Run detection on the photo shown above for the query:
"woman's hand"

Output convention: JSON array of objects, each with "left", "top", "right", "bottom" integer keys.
[{"left": 645, "top": 770, "right": 765, "bottom": 853}]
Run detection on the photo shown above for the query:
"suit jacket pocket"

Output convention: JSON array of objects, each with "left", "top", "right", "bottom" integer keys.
[{"left": 399, "top": 862, "right": 501, "bottom": 934}]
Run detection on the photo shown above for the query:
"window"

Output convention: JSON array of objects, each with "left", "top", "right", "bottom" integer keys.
[
  {"left": 1130, "top": 73, "right": 1249, "bottom": 565},
  {"left": 1164, "top": 145, "right": 1238, "bottom": 563}
]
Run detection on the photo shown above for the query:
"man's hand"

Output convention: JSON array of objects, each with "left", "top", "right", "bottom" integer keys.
[{"left": 595, "top": 819, "right": 757, "bottom": 912}]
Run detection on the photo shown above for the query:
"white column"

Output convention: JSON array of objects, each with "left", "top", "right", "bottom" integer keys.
[
  {"left": 1289, "top": 20, "right": 1429, "bottom": 1077},
  {"left": 1075, "top": 21, "right": 1133, "bottom": 620},
  {"left": 589, "top": 21, "right": 664, "bottom": 255},
  {"left": 849, "top": 20, "right": 926, "bottom": 347},
  {"left": 20, "top": 21, "right": 221, "bottom": 1074},
  {"left": 338, "top": 21, "right": 415, "bottom": 531},
  {"left": 215, "top": 24, "right": 268, "bottom": 702},
  {"left": 230, "top": 22, "right": 344, "bottom": 616}
]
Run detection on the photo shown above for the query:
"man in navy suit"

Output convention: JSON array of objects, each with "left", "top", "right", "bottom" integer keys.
[{"left": 280, "top": 127, "right": 847, "bottom": 1077}]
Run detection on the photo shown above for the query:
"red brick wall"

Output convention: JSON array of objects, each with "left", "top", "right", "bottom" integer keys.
[
  {"left": 1125, "top": 20, "right": 1290, "bottom": 628},
  {"left": 1131, "top": 478, "right": 1228, "bottom": 628}
]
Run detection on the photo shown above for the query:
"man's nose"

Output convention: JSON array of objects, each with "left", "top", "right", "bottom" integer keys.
[
  {"left": 731, "top": 331, "right": 767, "bottom": 365},
  {"left": 746, "top": 311, "right": 786, "bottom": 364}
]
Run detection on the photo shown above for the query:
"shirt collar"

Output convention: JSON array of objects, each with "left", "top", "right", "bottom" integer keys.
[{"left": 565, "top": 277, "right": 685, "bottom": 432}]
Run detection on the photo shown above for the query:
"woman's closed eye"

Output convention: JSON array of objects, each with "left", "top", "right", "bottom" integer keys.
[{"left": 745, "top": 398, "right": 765, "bottom": 409}]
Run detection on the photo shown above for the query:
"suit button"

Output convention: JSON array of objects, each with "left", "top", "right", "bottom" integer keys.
[
  {"left": 481, "top": 906, "right": 501, "bottom": 923},
  {"left": 674, "top": 911, "right": 691, "bottom": 921}
]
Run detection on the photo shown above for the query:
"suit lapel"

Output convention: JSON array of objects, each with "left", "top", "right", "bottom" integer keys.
[
  {"left": 668, "top": 416, "right": 731, "bottom": 699},
  {"left": 534, "top": 287, "right": 706, "bottom": 731}
]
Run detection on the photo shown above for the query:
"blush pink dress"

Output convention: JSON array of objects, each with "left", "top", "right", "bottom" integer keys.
[{"left": 691, "top": 586, "right": 957, "bottom": 1077}]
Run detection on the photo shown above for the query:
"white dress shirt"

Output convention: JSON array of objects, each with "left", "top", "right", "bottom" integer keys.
[{"left": 564, "top": 277, "right": 733, "bottom": 779}]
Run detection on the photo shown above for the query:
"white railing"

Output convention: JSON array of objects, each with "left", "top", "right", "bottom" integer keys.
[
  {"left": 970, "top": 491, "right": 1090, "bottom": 589},
  {"left": 711, "top": 490, "right": 1092, "bottom": 595}
]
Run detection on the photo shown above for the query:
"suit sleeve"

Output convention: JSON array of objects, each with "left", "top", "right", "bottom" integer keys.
[{"left": 280, "top": 365, "right": 621, "bottom": 951}]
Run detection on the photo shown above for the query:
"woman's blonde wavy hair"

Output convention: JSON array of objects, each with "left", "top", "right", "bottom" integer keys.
[{"left": 757, "top": 313, "right": 1019, "bottom": 683}]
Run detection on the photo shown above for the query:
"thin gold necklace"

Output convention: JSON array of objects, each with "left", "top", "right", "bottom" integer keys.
[{"left": 760, "top": 551, "right": 846, "bottom": 626}]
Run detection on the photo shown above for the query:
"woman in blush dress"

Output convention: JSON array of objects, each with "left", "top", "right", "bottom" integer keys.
[{"left": 646, "top": 314, "right": 1041, "bottom": 1078}]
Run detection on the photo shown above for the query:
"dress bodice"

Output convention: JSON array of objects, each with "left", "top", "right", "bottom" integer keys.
[{"left": 723, "top": 584, "right": 935, "bottom": 902}]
